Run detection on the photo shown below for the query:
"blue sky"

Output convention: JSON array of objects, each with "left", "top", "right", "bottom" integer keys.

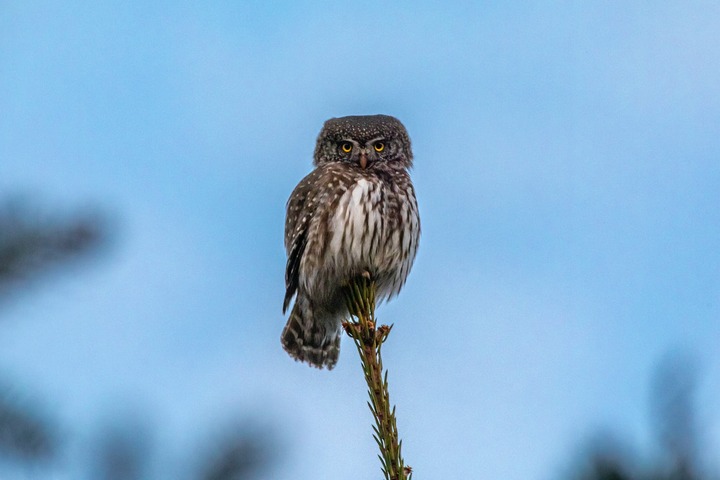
[{"left": 1, "top": 1, "right": 719, "bottom": 478}]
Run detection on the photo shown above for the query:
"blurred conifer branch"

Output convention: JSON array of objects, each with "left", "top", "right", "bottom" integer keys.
[
  {"left": 0, "top": 198, "right": 279, "bottom": 478},
  {"left": 343, "top": 275, "right": 412, "bottom": 480},
  {"left": 0, "top": 200, "right": 104, "bottom": 294},
  {"left": 0, "top": 385, "right": 56, "bottom": 465},
  {"left": 569, "top": 352, "right": 716, "bottom": 480}
]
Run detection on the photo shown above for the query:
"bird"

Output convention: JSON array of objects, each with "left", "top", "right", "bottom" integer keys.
[{"left": 281, "top": 114, "right": 420, "bottom": 369}]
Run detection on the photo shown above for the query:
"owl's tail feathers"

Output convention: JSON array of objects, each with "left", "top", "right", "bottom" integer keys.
[{"left": 281, "top": 304, "right": 340, "bottom": 370}]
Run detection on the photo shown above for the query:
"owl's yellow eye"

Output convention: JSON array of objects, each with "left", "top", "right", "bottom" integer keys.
[
  {"left": 341, "top": 142, "right": 353, "bottom": 153},
  {"left": 374, "top": 142, "right": 385, "bottom": 152}
]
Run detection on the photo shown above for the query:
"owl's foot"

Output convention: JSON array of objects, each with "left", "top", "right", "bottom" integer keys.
[{"left": 342, "top": 270, "right": 373, "bottom": 289}]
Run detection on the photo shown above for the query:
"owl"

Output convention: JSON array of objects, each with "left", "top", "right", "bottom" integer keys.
[{"left": 281, "top": 115, "right": 420, "bottom": 369}]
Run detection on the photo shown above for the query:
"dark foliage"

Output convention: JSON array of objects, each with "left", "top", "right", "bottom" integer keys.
[
  {"left": 0, "top": 200, "right": 105, "bottom": 296},
  {"left": 0, "top": 385, "right": 56, "bottom": 465},
  {"left": 569, "top": 352, "right": 716, "bottom": 480},
  {"left": 197, "top": 424, "right": 275, "bottom": 480},
  {"left": 0, "top": 198, "right": 278, "bottom": 479}
]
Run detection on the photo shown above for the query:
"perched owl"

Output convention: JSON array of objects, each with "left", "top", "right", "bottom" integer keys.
[{"left": 282, "top": 115, "right": 420, "bottom": 369}]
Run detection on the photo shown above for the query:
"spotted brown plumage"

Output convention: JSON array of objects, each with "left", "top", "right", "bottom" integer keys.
[{"left": 281, "top": 115, "right": 420, "bottom": 369}]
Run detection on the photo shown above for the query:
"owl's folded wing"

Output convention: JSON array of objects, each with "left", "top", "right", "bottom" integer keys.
[
  {"left": 283, "top": 170, "right": 320, "bottom": 313},
  {"left": 283, "top": 228, "right": 306, "bottom": 314}
]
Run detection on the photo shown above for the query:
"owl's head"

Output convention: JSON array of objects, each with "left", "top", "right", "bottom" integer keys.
[{"left": 313, "top": 115, "right": 413, "bottom": 170}]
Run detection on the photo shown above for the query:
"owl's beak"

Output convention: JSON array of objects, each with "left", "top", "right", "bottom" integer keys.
[{"left": 359, "top": 152, "right": 369, "bottom": 169}]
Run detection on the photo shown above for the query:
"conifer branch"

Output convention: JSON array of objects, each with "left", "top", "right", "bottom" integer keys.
[{"left": 343, "top": 275, "right": 412, "bottom": 480}]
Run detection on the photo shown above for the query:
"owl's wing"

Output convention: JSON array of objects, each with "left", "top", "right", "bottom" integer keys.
[
  {"left": 283, "top": 169, "right": 320, "bottom": 313},
  {"left": 283, "top": 230, "right": 306, "bottom": 313}
]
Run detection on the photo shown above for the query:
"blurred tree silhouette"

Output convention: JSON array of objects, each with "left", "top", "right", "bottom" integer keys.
[
  {"left": 572, "top": 432, "right": 637, "bottom": 480},
  {"left": 569, "top": 352, "right": 717, "bottom": 480},
  {"left": 0, "top": 199, "right": 105, "bottom": 300},
  {"left": 88, "top": 416, "right": 152, "bottom": 480},
  {"left": 0, "top": 382, "right": 56, "bottom": 466},
  {"left": 651, "top": 354, "right": 701, "bottom": 480},
  {"left": 84, "top": 412, "right": 277, "bottom": 480},
  {"left": 195, "top": 421, "right": 275, "bottom": 480},
  {"left": 0, "top": 198, "right": 278, "bottom": 479},
  {"left": 0, "top": 199, "right": 99, "bottom": 474}
]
